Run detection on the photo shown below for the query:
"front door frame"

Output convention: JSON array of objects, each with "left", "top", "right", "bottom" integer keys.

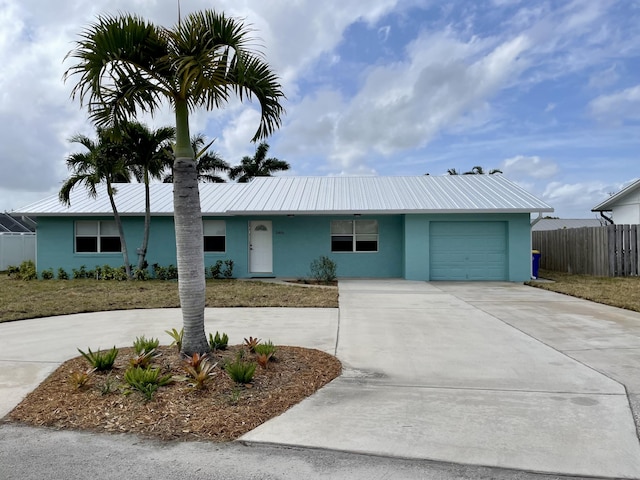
[{"left": 248, "top": 220, "right": 273, "bottom": 274}]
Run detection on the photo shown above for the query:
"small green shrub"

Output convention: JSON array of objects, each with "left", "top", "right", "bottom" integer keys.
[
  {"left": 223, "top": 260, "right": 234, "bottom": 278},
  {"left": 228, "top": 387, "right": 242, "bottom": 405},
  {"left": 114, "top": 266, "right": 128, "bottom": 281},
  {"left": 153, "top": 263, "right": 178, "bottom": 280},
  {"left": 310, "top": 256, "right": 337, "bottom": 283},
  {"left": 208, "top": 331, "right": 229, "bottom": 350},
  {"left": 254, "top": 340, "right": 276, "bottom": 358},
  {"left": 72, "top": 265, "right": 89, "bottom": 279},
  {"left": 124, "top": 366, "right": 172, "bottom": 401},
  {"left": 165, "top": 328, "right": 183, "bottom": 352},
  {"left": 57, "top": 268, "right": 69, "bottom": 280},
  {"left": 210, "top": 260, "right": 224, "bottom": 279},
  {"left": 6, "top": 265, "right": 19, "bottom": 278},
  {"left": 21, "top": 260, "right": 37, "bottom": 280},
  {"left": 100, "top": 373, "right": 116, "bottom": 395},
  {"left": 133, "top": 335, "right": 160, "bottom": 354},
  {"left": 166, "top": 265, "right": 178, "bottom": 279},
  {"left": 78, "top": 346, "right": 119, "bottom": 371},
  {"left": 225, "top": 354, "right": 257, "bottom": 384},
  {"left": 93, "top": 265, "right": 103, "bottom": 279},
  {"left": 8, "top": 260, "right": 37, "bottom": 281},
  {"left": 133, "top": 267, "right": 150, "bottom": 280},
  {"left": 41, "top": 268, "right": 54, "bottom": 280},
  {"left": 152, "top": 263, "right": 165, "bottom": 279}
]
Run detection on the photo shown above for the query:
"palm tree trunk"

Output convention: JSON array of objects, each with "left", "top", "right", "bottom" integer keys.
[
  {"left": 106, "top": 180, "right": 132, "bottom": 279},
  {"left": 173, "top": 100, "right": 210, "bottom": 355},
  {"left": 138, "top": 169, "right": 151, "bottom": 270}
]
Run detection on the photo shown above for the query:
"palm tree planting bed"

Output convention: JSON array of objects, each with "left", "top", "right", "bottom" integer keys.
[{"left": 6, "top": 345, "right": 341, "bottom": 441}]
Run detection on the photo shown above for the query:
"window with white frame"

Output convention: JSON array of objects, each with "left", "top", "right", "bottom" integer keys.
[
  {"left": 203, "top": 220, "right": 226, "bottom": 252},
  {"left": 331, "top": 219, "right": 378, "bottom": 252},
  {"left": 75, "top": 220, "right": 121, "bottom": 253}
]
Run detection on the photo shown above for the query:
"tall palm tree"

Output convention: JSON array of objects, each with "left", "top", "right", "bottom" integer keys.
[
  {"left": 163, "top": 134, "right": 230, "bottom": 183},
  {"left": 65, "top": 11, "right": 285, "bottom": 355},
  {"left": 59, "top": 129, "right": 133, "bottom": 278},
  {"left": 228, "top": 142, "right": 289, "bottom": 183},
  {"left": 121, "top": 122, "right": 176, "bottom": 270}
]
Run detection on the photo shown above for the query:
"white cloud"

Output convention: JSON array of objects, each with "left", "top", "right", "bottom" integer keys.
[
  {"left": 212, "top": 0, "right": 402, "bottom": 92},
  {"left": 279, "top": 89, "right": 343, "bottom": 160},
  {"left": 378, "top": 25, "right": 391, "bottom": 42},
  {"left": 588, "top": 63, "right": 620, "bottom": 90},
  {"left": 501, "top": 155, "right": 559, "bottom": 180},
  {"left": 589, "top": 84, "right": 640, "bottom": 124},
  {"left": 321, "top": 32, "right": 531, "bottom": 171},
  {"left": 542, "top": 180, "right": 614, "bottom": 214},
  {"left": 218, "top": 108, "right": 264, "bottom": 163}
]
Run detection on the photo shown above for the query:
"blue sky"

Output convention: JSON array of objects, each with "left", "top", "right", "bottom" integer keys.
[{"left": 1, "top": 0, "right": 639, "bottom": 218}]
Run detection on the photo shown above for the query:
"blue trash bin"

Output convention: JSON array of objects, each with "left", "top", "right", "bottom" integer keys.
[{"left": 532, "top": 250, "right": 541, "bottom": 278}]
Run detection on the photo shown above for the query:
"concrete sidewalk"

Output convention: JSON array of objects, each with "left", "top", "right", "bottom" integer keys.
[
  {"left": 242, "top": 280, "right": 640, "bottom": 479},
  {"left": 2, "top": 280, "right": 640, "bottom": 478}
]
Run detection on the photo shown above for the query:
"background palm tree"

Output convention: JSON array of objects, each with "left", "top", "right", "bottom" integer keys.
[
  {"left": 228, "top": 142, "right": 289, "bottom": 183},
  {"left": 59, "top": 129, "right": 133, "bottom": 278},
  {"left": 163, "top": 134, "right": 230, "bottom": 183},
  {"left": 121, "top": 122, "right": 175, "bottom": 269},
  {"left": 65, "top": 11, "right": 285, "bottom": 354},
  {"left": 447, "top": 166, "right": 503, "bottom": 175}
]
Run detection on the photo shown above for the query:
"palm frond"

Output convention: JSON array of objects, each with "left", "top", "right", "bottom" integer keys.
[{"left": 65, "top": 14, "right": 174, "bottom": 129}]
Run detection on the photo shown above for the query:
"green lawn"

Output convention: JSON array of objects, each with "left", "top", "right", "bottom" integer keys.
[
  {"left": 527, "top": 269, "right": 640, "bottom": 312},
  {"left": 0, "top": 275, "right": 338, "bottom": 322}
]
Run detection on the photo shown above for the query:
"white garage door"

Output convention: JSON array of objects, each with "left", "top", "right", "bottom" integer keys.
[{"left": 430, "top": 221, "right": 507, "bottom": 281}]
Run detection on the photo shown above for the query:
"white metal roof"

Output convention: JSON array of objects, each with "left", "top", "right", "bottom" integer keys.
[
  {"left": 228, "top": 175, "right": 553, "bottom": 214},
  {"left": 13, "top": 175, "right": 553, "bottom": 216},
  {"left": 592, "top": 178, "right": 640, "bottom": 212}
]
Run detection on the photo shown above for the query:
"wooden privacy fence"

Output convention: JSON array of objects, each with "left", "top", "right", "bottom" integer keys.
[{"left": 532, "top": 225, "right": 640, "bottom": 277}]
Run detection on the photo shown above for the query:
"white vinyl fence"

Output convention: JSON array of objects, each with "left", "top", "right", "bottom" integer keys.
[{"left": 0, "top": 233, "right": 36, "bottom": 270}]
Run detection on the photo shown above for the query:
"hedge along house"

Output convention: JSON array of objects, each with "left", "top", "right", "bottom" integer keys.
[{"left": 13, "top": 175, "right": 552, "bottom": 281}]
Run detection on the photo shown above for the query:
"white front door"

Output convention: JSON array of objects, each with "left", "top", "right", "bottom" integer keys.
[{"left": 249, "top": 220, "right": 273, "bottom": 274}]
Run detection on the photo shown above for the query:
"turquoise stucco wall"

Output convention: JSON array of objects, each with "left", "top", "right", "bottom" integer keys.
[
  {"left": 198, "top": 215, "right": 404, "bottom": 278},
  {"left": 36, "top": 216, "right": 179, "bottom": 274},
  {"left": 35, "top": 214, "right": 404, "bottom": 279},
  {"left": 403, "top": 213, "right": 532, "bottom": 281},
  {"left": 36, "top": 213, "right": 530, "bottom": 280}
]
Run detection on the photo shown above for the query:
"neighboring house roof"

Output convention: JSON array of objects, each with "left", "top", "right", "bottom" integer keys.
[
  {"left": 531, "top": 218, "right": 603, "bottom": 231},
  {"left": 0, "top": 212, "right": 36, "bottom": 233},
  {"left": 12, "top": 175, "right": 553, "bottom": 216},
  {"left": 592, "top": 178, "right": 640, "bottom": 212}
]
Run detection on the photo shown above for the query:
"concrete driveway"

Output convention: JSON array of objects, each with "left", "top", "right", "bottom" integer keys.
[
  {"left": 2, "top": 279, "right": 640, "bottom": 478},
  {"left": 242, "top": 279, "right": 640, "bottom": 479}
]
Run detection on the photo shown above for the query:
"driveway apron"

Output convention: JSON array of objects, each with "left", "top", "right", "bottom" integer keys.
[{"left": 242, "top": 279, "right": 640, "bottom": 479}]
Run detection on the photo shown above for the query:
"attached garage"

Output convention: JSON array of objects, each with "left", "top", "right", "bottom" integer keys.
[{"left": 429, "top": 221, "right": 507, "bottom": 280}]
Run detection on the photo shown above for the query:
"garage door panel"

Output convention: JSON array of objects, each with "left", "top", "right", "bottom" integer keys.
[{"left": 430, "top": 222, "right": 507, "bottom": 281}]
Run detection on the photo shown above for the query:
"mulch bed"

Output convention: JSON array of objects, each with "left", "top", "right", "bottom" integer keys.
[{"left": 5, "top": 345, "right": 341, "bottom": 442}]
